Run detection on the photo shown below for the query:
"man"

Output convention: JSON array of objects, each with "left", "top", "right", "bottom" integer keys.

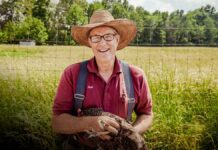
[{"left": 52, "top": 10, "right": 153, "bottom": 148}]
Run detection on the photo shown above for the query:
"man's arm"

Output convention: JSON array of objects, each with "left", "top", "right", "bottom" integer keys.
[
  {"left": 52, "top": 113, "right": 120, "bottom": 135},
  {"left": 52, "top": 113, "right": 94, "bottom": 134},
  {"left": 132, "top": 113, "right": 153, "bottom": 134}
]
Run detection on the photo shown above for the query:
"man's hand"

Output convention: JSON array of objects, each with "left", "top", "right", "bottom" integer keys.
[
  {"left": 89, "top": 116, "right": 120, "bottom": 140},
  {"left": 66, "top": 108, "right": 148, "bottom": 149}
]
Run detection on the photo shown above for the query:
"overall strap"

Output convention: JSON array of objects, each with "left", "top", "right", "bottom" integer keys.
[
  {"left": 73, "top": 60, "right": 88, "bottom": 114},
  {"left": 121, "top": 61, "right": 135, "bottom": 121}
]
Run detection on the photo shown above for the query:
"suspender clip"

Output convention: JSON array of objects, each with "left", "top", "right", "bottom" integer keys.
[
  {"left": 128, "top": 98, "right": 135, "bottom": 103},
  {"left": 74, "top": 93, "right": 85, "bottom": 100}
]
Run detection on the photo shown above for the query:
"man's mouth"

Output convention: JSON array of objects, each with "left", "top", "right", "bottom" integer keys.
[{"left": 98, "top": 48, "right": 110, "bottom": 53}]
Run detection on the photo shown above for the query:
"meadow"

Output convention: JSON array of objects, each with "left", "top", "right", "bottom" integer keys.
[{"left": 0, "top": 45, "right": 218, "bottom": 150}]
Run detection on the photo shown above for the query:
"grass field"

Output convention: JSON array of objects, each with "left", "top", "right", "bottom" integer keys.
[{"left": 0, "top": 45, "right": 218, "bottom": 150}]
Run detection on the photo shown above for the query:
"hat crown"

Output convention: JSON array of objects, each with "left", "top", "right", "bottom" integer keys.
[{"left": 90, "top": 10, "right": 114, "bottom": 24}]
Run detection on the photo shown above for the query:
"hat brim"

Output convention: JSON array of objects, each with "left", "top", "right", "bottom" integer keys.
[{"left": 71, "top": 19, "right": 137, "bottom": 50}]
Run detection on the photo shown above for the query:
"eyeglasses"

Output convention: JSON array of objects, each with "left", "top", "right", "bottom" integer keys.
[{"left": 89, "top": 33, "right": 117, "bottom": 43}]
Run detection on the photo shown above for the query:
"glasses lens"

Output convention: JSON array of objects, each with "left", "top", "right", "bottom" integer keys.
[
  {"left": 90, "top": 35, "right": 101, "bottom": 43},
  {"left": 104, "top": 34, "right": 114, "bottom": 41}
]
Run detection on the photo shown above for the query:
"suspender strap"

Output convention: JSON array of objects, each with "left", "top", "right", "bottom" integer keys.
[
  {"left": 121, "top": 61, "right": 135, "bottom": 121},
  {"left": 73, "top": 60, "right": 88, "bottom": 114}
]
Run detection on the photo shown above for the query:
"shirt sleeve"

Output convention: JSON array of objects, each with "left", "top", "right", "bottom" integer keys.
[
  {"left": 52, "top": 68, "right": 74, "bottom": 116},
  {"left": 131, "top": 66, "right": 153, "bottom": 116},
  {"left": 135, "top": 74, "right": 153, "bottom": 115}
]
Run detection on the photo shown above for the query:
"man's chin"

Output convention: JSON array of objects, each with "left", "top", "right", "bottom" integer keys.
[{"left": 96, "top": 55, "right": 114, "bottom": 62}]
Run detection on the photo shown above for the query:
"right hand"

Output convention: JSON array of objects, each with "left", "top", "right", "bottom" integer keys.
[{"left": 92, "top": 115, "right": 120, "bottom": 140}]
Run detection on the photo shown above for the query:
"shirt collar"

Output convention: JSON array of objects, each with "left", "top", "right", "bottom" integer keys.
[{"left": 87, "top": 57, "right": 122, "bottom": 75}]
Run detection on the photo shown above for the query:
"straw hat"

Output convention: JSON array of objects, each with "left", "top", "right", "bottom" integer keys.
[{"left": 71, "top": 10, "right": 137, "bottom": 50}]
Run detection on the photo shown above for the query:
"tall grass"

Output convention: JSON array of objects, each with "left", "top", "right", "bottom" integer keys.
[
  {"left": 0, "top": 73, "right": 57, "bottom": 150},
  {"left": 147, "top": 72, "right": 218, "bottom": 150},
  {"left": 0, "top": 45, "right": 217, "bottom": 149}
]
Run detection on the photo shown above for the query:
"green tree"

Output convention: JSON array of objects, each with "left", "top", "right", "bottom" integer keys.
[
  {"left": 66, "top": 4, "right": 88, "bottom": 25},
  {"left": 0, "top": 0, "right": 15, "bottom": 28},
  {"left": 87, "top": 1, "right": 105, "bottom": 19},
  {"left": 112, "top": 2, "right": 129, "bottom": 18},
  {"left": 74, "top": 0, "right": 89, "bottom": 12},
  {"left": 142, "top": 16, "right": 158, "bottom": 44},
  {"left": 187, "top": 8, "right": 216, "bottom": 45},
  {"left": 59, "top": 0, "right": 88, "bottom": 11},
  {"left": 190, "top": 27, "right": 204, "bottom": 44},
  {"left": 148, "top": 11, "right": 167, "bottom": 44},
  {"left": 213, "top": 12, "right": 218, "bottom": 27},
  {"left": 179, "top": 15, "right": 193, "bottom": 44},
  {"left": 123, "top": 0, "right": 128, "bottom": 10},
  {"left": 0, "top": 31, "right": 7, "bottom": 42},
  {"left": 204, "top": 17, "right": 216, "bottom": 44},
  {"left": 129, "top": 9, "right": 144, "bottom": 44},
  {"left": 0, "top": 0, "right": 34, "bottom": 28},
  {"left": 214, "top": 12, "right": 218, "bottom": 44},
  {"left": 136, "top": 6, "right": 150, "bottom": 16},
  {"left": 50, "top": 0, "right": 88, "bottom": 44},
  {"left": 129, "top": 6, "right": 150, "bottom": 44},
  {"left": 65, "top": 3, "right": 88, "bottom": 45},
  {"left": 128, "top": 5, "right": 135, "bottom": 12},
  {"left": 14, "top": 0, "right": 34, "bottom": 18},
  {"left": 153, "top": 21, "right": 166, "bottom": 44},
  {"left": 102, "top": 0, "right": 118, "bottom": 10},
  {"left": 202, "top": 4, "right": 216, "bottom": 16},
  {"left": 166, "top": 10, "right": 183, "bottom": 44},
  {"left": 18, "top": 16, "right": 48, "bottom": 44},
  {"left": 0, "top": 21, "right": 18, "bottom": 43},
  {"left": 32, "top": 0, "right": 50, "bottom": 26}
]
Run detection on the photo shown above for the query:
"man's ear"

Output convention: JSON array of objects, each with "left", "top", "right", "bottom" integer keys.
[
  {"left": 88, "top": 37, "right": 92, "bottom": 46},
  {"left": 116, "top": 34, "right": 120, "bottom": 43}
]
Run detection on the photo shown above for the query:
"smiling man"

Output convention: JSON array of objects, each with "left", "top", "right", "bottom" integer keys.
[{"left": 52, "top": 10, "right": 153, "bottom": 149}]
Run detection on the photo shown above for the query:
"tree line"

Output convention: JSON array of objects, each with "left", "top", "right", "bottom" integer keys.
[{"left": 0, "top": 0, "right": 218, "bottom": 46}]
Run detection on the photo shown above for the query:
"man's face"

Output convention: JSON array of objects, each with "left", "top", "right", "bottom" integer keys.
[{"left": 88, "top": 26, "right": 120, "bottom": 62}]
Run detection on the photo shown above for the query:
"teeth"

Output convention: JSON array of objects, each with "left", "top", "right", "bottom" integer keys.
[{"left": 98, "top": 49, "right": 109, "bottom": 52}]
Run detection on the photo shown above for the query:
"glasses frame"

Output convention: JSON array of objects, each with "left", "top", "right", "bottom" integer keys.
[{"left": 89, "top": 33, "right": 117, "bottom": 43}]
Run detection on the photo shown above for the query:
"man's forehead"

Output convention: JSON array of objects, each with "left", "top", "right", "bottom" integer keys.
[{"left": 89, "top": 26, "right": 117, "bottom": 35}]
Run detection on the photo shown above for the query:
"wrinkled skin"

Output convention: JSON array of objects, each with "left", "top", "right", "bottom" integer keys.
[{"left": 69, "top": 108, "right": 147, "bottom": 150}]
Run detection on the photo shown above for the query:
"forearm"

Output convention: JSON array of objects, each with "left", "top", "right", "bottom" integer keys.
[
  {"left": 52, "top": 113, "right": 93, "bottom": 134},
  {"left": 133, "top": 112, "right": 153, "bottom": 134}
]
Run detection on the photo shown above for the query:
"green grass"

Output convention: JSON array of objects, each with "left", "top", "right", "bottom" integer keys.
[
  {"left": 0, "top": 74, "right": 57, "bottom": 150},
  {"left": 0, "top": 45, "right": 44, "bottom": 57},
  {"left": 0, "top": 45, "right": 218, "bottom": 149},
  {"left": 147, "top": 74, "right": 218, "bottom": 149}
]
